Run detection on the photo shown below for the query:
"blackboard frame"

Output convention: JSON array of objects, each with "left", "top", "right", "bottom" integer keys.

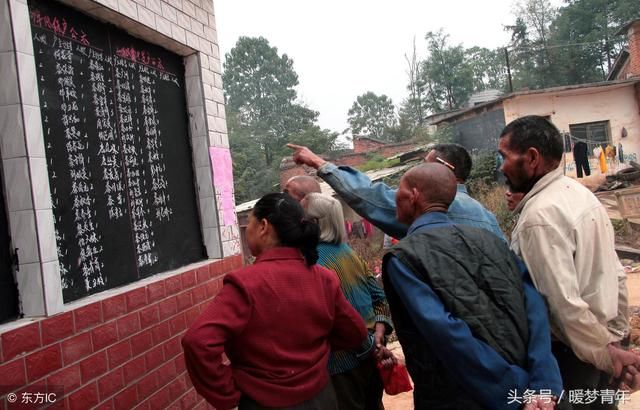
[
  {"left": 1, "top": 0, "right": 231, "bottom": 317},
  {"left": 28, "top": 0, "right": 208, "bottom": 303}
]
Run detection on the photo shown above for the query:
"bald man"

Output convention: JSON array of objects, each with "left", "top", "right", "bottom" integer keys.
[
  {"left": 283, "top": 175, "right": 321, "bottom": 202},
  {"left": 383, "top": 163, "right": 562, "bottom": 410}
]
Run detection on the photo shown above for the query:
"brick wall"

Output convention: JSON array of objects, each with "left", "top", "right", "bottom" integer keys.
[
  {"left": 628, "top": 21, "right": 640, "bottom": 78},
  {"left": 0, "top": 255, "right": 242, "bottom": 410},
  {"left": 333, "top": 141, "right": 418, "bottom": 168},
  {"left": 353, "top": 138, "right": 385, "bottom": 154}
]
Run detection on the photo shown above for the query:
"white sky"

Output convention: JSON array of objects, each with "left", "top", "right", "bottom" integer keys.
[{"left": 213, "top": 0, "right": 560, "bottom": 135}]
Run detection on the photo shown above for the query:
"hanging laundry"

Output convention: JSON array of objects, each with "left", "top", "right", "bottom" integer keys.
[
  {"left": 573, "top": 141, "right": 590, "bottom": 178},
  {"left": 599, "top": 149, "right": 607, "bottom": 174}
]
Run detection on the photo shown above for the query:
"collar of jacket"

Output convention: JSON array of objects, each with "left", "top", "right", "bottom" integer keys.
[
  {"left": 254, "top": 247, "right": 304, "bottom": 263},
  {"left": 514, "top": 166, "right": 563, "bottom": 214}
]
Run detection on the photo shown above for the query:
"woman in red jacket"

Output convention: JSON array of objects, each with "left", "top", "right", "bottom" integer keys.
[{"left": 182, "top": 193, "right": 368, "bottom": 410}]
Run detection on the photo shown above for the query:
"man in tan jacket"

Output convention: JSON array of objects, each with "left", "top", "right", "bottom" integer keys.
[{"left": 498, "top": 115, "right": 639, "bottom": 405}]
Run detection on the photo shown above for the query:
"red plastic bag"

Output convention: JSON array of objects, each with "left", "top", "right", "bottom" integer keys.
[{"left": 377, "top": 362, "right": 413, "bottom": 395}]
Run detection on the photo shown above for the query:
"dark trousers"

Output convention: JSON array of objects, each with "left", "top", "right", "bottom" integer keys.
[
  {"left": 331, "top": 358, "right": 384, "bottom": 410},
  {"left": 552, "top": 342, "right": 617, "bottom": 410},
  {"left": 575, "top": 155, "right": 591, "bottom": 178},
  {"left": 238, "top": 382, "right": 338, "bottom": 410}
]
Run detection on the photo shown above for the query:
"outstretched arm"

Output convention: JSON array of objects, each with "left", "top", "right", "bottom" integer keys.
[{"left": 287, "top": 144, "right": 408, "bottom": 238}]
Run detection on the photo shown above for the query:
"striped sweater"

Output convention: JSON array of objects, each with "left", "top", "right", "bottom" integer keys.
[{"left": 317, "top": 242, "right": 393, "bottom": 375}]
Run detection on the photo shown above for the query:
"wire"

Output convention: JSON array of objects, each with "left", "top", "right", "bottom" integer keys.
[{"left": 507, "top": 39, "right": 624, "bottom": 52}]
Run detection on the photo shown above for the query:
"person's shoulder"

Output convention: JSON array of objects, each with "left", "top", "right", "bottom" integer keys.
[
  {"left": 224, "top": 262, "right": 271, "bottom": 289},
  {"left": 311, "top": 264, "right": 342, "bottom": 287}
]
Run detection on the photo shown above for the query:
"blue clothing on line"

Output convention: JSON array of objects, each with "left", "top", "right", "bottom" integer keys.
[
  {"left": 317, "top": 162, "right": 505, "bottom": 241},
  {"left": 384, "top": 212, "right": 562, "bottom": 410}
]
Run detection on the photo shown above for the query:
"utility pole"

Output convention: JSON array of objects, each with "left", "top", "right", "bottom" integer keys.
[{"left": 504, "top": 48, "right": 513, "bottom": 93}]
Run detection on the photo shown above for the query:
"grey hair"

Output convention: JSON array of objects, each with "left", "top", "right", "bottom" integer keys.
[{"left": 302, "top": 193, "right": 347, "bottom": 244}]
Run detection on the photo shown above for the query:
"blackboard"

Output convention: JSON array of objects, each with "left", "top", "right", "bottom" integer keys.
[
  {"left": 28, "top": 0, "right": 205, "bottom": 303},
  {"left": 0, "top": 177, "right": 19, "bottom": 323}
]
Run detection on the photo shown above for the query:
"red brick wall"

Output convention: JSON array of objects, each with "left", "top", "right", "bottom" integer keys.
[
  {"left": 628, "top": 22, "right": 640, "bottom": 78},
  {"left": 334, "top": 142, "right": 418, "bottom": 168},
  {"left": 334, "top": 154, "right": 367, "bottom": 168},
  {"left": 0, "top": 255, "right": 243, "bottom": 410},
  {"left": 353, "top": 138, "right": 385, "bottom": 154}
]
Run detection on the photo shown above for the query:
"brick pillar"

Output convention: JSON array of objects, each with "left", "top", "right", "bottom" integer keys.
[{"left": 628, "top": 20, "right": 640, "bottom": 78}]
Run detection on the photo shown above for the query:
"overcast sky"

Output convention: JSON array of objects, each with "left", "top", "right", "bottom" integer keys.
[{"left": 213, "top": 0, "right": 558, "bottom": 135}]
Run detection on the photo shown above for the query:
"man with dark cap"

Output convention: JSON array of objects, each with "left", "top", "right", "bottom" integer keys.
[
  {"left": 498, "top": 115, "right": 640, "bottom": 403},
  {"left": 384, "top": 163, "right": 562, "bottom": 410},
  {"left": 287, "top": 143, "right": 504, "bottom": 241}
]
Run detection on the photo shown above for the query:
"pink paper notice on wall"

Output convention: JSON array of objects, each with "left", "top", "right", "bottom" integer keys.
[{"left": 209, "top": 147, "right": 236, "bottom": 226}]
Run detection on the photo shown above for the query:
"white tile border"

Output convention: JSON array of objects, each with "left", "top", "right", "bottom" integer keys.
[{"left": 0, "top": 0, "right": 236, "bottom": 318}]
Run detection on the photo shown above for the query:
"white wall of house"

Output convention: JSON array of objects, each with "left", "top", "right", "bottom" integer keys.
[{"left": 503, "top": 83, "right": 640, "bottom": 177}]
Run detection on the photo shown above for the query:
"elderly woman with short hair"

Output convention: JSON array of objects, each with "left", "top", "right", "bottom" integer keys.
[{"left": 301, "top": 192, "right": 395, "bottom": 410}]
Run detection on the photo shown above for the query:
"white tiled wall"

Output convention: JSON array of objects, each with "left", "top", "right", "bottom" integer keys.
[{"left": 0, "top": 0, "right": 238, "bottom": 317}]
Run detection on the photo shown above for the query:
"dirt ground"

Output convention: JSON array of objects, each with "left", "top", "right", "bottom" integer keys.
[{"left": 381, "top": 271, "right": 640, "bottom": 410}]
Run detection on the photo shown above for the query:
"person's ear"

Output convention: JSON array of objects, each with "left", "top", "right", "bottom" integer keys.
[
  {"left": 258, "top": 218, "right": 269, "bottom": 236},
  {"left": 525, "top": 147, "right": 542, "bottom": 170},
  {"left": 411, "top": 187, "right": 421, "bottom": 205}
]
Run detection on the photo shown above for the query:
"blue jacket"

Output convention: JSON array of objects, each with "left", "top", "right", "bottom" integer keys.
[
  {"left": 384, "top": 212, "right": 562, "bottom": 409},
  {"left": 317, "top": 163, "right": 505, "bottom": 241}
]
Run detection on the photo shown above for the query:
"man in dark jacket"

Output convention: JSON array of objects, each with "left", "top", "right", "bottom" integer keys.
[{"left": 383, "top": 163, "right": 562, "bottom": 410}]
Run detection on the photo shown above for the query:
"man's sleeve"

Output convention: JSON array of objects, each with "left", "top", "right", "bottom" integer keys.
[
  {"left": 365, "top": 273, "right": 393, "bottom": 333},
  {"left": 181, "top": 277, "right": 251, "bottom": 410},
  {"left": 317, "top": 163, "right": 408, "bottom": 238},
  {"left": 385, "top": 256, "right": 529, "bottom": 410},
  {"left": 607, "top": 263, "right": 630, "bottom": 340},
  {"left": 517, "top": 224, "right": 616, "bottom": 373},
  {"left": 520, "top": 268, "right": 563, "bottom": 395}
]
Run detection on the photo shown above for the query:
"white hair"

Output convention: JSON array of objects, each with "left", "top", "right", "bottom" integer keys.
[{"left": 302, "top": 193, "right": 347, "bottom": 244}]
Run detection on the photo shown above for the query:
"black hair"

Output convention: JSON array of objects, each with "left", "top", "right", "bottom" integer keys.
[
  {"left": 499, "top": 115, "right": 563, "bottom": 162},
  {"left": 253, "top": 192, "right": 320, "bottom": 265},
  {"left": 431, "top": 143, "right": 472, "bottom": 182}
]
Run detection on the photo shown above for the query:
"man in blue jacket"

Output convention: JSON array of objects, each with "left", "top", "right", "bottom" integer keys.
[
  {"left": 384, "top": 163, "right": 562, "bottom": 409},
  {"left": 287, "top": 143, "right": 503, "bottom": 241}
]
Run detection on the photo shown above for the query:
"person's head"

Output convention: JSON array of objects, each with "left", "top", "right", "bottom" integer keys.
[
  {"left": 505, "top": 189, "right": 525, "bottom": 212},
  {"left": 424, "top": 143, "right": 472, "bottom": 183},
  {"left": 301, "top": 193, "right": 347, "bottom": 245},
  {"left": 248, "top": 193, "right": 320, "bottom": 265},
  {"left": 284, "top": 175, "right": 321, "bottom": 202},
  {"left": 395, "top": 163, "right": 457, "bottom": 225},
  {"left": 498, "top": 115, "right": 563, "bottom": 194}
]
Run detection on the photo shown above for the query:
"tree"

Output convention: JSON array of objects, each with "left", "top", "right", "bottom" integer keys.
[
  {"left": 419, "top": 30, "right": 474, "bottom": 112},
  {"left": 549, "top": 0, "right": 640, "bottom": 83},
  {"left": 224, "top": 36, "right": 341, "bottom": 203},
  {"left": 466, "top": 47, "right": 508, "bottom": 92},
  {"left": 402, "top": 38, "right": 428, "bottom": 127},
  {"left": 504, "top": 0, "right": 560, "bottom": 89},
  {"left": 347, "top": 92, "right": 397, "bottom": 141},
  {"left": 223, "top": 36, "right": 318, "bottom": 166}
]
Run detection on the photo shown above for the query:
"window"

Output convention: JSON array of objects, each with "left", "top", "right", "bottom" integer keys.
[{"left": 569, "top": 121, "right": 611, "bottom": 157}]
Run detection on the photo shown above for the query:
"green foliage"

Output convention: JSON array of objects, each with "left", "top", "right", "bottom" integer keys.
[
  {"left": 505, "top": 0, "right": 640, "bottom": 90},
  {"left": 468, "top": 152, "right": 499, "bottom": 184},
  {"left": 357, "top": 155, "right": 401, "bottom": 172},
  {"left": 471, "top": 182, "right": 518, "bottom": 240},
  {"left": 223, "top": 36, "right": 318, "bottom": 166},
  {"left": 224, "top": 37, "right": 340, "bottom": 203},
  {"left": 430, "top": 124, "right": 455, "bottom": 144},
  {"left": 419, "top": 30, "right": 474, "bottom": 112},
  {"left": 348, "top": 92, "right": 398, "bottom": 141}
]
